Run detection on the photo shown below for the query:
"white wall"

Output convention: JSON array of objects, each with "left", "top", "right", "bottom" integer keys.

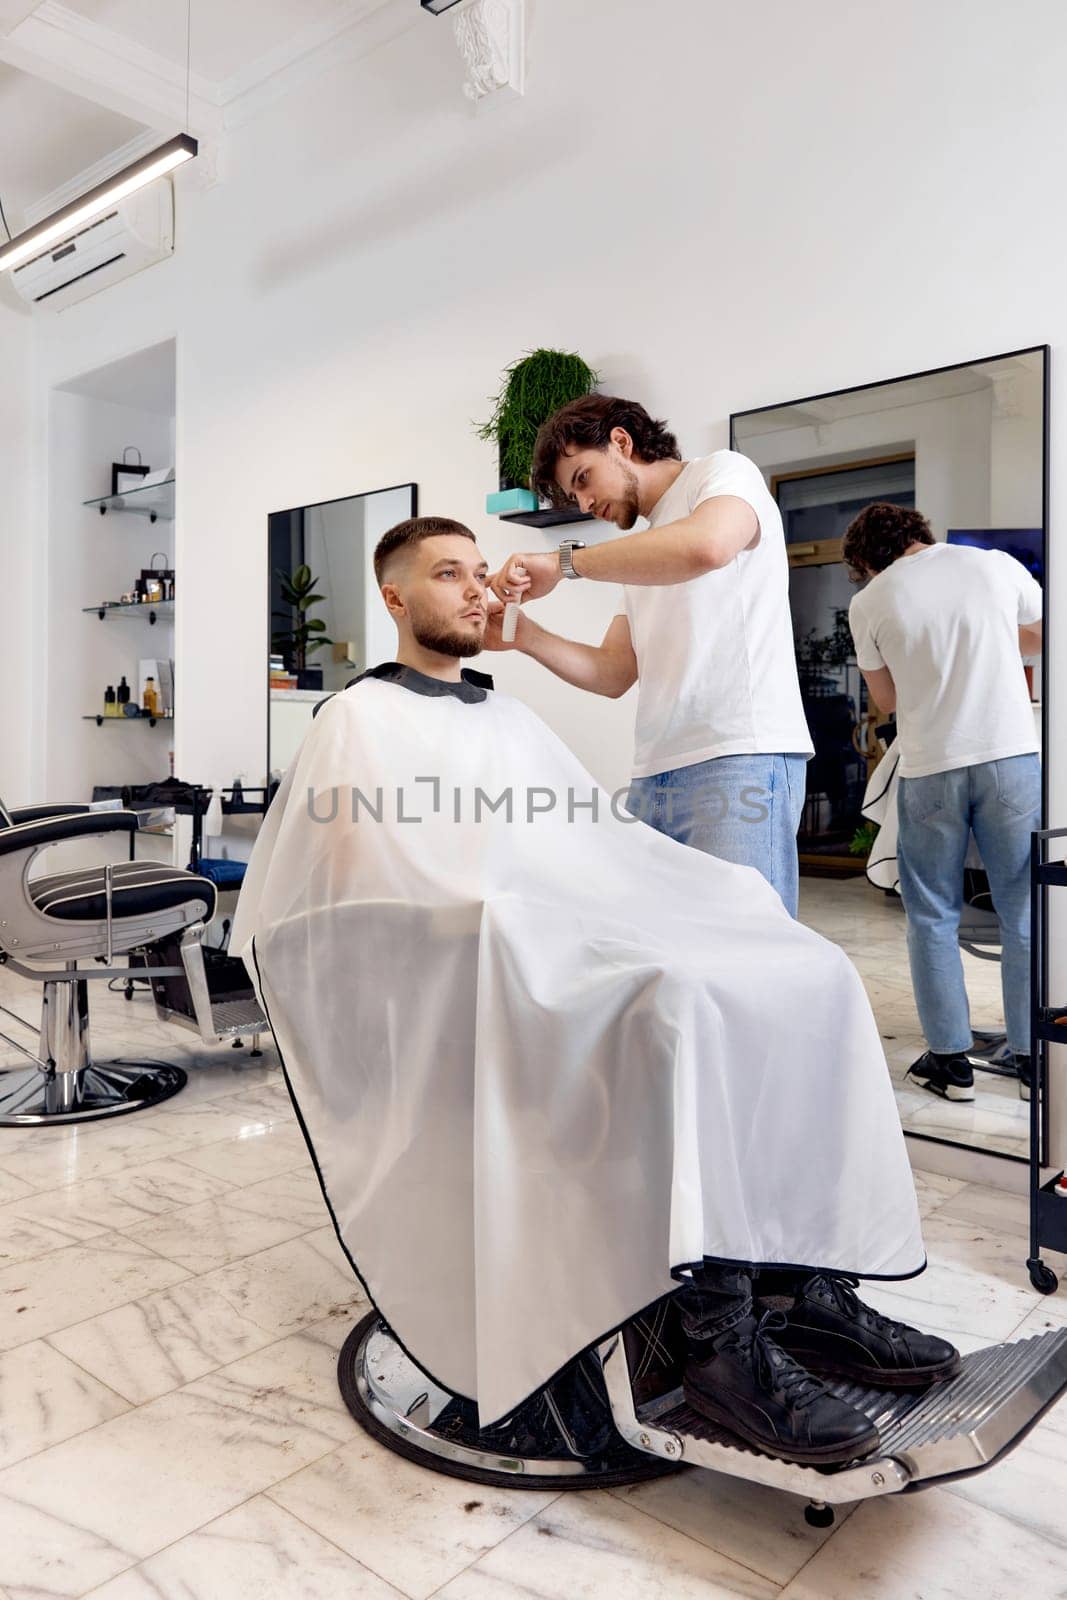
[
  {"left": 14, "top": 0, "right": 1067, "bottom": 1144},
  {"left": 0, "top": 294, "right": 33, "bottom": 806}
]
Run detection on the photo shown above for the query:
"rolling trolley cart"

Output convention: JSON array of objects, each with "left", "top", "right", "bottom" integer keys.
[{"left": 1027, "top": 825, "right": 1067, "bottom": 1294}]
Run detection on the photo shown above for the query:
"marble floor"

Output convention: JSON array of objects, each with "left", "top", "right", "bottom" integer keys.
[
  {"left": 1, "top": 972, "right": 1065, "bottom": 1599},
  {"left": 799, "top": 875, "right": 1031, "bottom": 1161}
]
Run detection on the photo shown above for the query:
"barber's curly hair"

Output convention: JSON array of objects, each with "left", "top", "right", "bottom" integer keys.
[
  {"left": 373, "top": 516, "right": 476, "bottom": 585},
  {"left": 531, "top": 395, "right": 680, "bottom": 507},
  {"left": 842, "top": 502, "right": 934, "bottom": 580}
]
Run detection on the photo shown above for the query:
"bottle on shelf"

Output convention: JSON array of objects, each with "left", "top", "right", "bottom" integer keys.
[
  {"left": 104, "top": 684, "right": 117, "bottom": 718},
  {"left": 116, "top": 676, "right": 130, "bottom": 713},
  {"left": 142, "top": 676, "right": 160, "bottom": 717}
]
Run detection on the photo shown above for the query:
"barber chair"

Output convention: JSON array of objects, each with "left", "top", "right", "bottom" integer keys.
[
  {"left": 0, "top": 799, "right": 266, "bottom": 1126},
  {"left": 337, "top": 1293, "right": 1067, "bottom": 1527}
]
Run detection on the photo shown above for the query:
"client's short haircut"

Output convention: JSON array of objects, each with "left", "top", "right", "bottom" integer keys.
[
  {"left": 373, "top": 516, "right": 477, "bottom": 585},
  {"left": 842, "top": 502, "right": 934, "bottom": 580}
]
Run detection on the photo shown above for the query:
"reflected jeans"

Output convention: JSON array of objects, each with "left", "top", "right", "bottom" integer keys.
[
  {"left": 626, "top": 754, "right": 808, "bottom": 918},
  {"left": 897, "top": 754, "right": 1041, "bottom": 1055}
]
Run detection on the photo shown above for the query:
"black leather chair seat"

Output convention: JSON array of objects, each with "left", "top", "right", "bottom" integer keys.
[{"left": 29, "top": 862, "right": 217, "bottom": 923}]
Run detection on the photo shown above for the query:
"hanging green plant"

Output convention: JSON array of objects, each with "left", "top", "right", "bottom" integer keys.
[{"left": 477, "top": 348, "right": 598, "bottom": 490}]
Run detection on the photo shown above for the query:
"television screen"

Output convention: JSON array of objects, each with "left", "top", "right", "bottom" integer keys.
[{"left": 946, "top": 528, "right": 1043, "bottom": 586}]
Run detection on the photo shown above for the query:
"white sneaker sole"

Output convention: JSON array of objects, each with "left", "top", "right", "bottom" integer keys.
[{"left": 908, "top": 1072, "right": 975, "bottom": 1103}]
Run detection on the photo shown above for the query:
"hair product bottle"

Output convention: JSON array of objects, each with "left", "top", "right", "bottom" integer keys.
[
  {"left": 117, "top": 676, "right": 130, "bottom": 713},
  {"left": 142, "top": 676, "right": 159, "bottom": 717},
  {"left": 104, "top": 684, "right": 117, "bottom": 718}
]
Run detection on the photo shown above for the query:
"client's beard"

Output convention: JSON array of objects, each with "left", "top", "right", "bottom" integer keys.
[{"left": 411, "top": 616, "right": 485, "bottom": 659}]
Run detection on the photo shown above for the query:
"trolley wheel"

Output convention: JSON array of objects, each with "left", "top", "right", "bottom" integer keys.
[
  {"left": 804, "top": 1502, "right": 835, "bottom": 1529},
  {"left": 1028, "top": 1259, "right": 1059, "bottom": 1295}
]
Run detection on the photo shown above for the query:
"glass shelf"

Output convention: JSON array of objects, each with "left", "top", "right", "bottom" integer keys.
[
  {"left": 83, "top": 599, "right": 173, "bottom": 624},
  {"left": 82, "top": 713, "right": 174, "bottom": 727},
  {"left": 83, "top": 478, "right": 175, "bottom": 523}
]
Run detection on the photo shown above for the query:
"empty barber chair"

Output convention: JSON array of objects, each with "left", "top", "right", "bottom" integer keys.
[
  {"left": 0, "top": 800, "right": 217, "bottom": 1125},
  {"left": 0, "top": 798, "right": 268, "bottom": 1126}
]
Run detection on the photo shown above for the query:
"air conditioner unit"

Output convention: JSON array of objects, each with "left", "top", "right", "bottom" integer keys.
[{"left": 9, "top": 182, "right": 174, "bottom": 311}]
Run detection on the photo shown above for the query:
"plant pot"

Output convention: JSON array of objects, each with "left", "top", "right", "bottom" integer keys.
[{"left": 296, "top": 667, "right": 323, "bottom": 691}]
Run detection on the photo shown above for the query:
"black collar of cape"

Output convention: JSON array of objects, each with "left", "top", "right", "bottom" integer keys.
[{"left": 345, "top": 661, "right": 494, "bottom": 704}]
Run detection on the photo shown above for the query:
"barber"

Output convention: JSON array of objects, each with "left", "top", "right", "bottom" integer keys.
[
  {"left": 843, "top": 502, "right": 1043, "bottom": 1103},
  {"left": 485, "top": 395, "right": 813, "bottom": 916}
]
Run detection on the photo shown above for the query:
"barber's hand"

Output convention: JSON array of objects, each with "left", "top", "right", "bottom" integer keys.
[
  {"left": 488, "top": 550, "right": 561, "bottom": 604},
  {"left": 482, "top": 595, "right": 531, "bottom": 652}
]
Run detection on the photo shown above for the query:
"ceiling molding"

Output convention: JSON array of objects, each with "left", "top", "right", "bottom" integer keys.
[
  {"left": 218, "top": 0, "right": 420, "bottom": 130},
  {"left": 0, "top": 0, "right": 420, "bottom": 138},
  {"left": 0, "top": 0, "right": 41, "bottom": 38},
  {"left": 1, "top": 0, "right": 420, "bottom": 213},
  {"left": 0, "top": 1, "right": 224, "bottom": 134}
]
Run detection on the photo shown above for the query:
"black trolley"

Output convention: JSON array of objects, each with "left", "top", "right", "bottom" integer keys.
[{"left": 1027, "top": 825, "right": 1067, "bottom": 1293}]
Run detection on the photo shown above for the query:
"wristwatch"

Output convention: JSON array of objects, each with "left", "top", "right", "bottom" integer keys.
[{"left": 558, "top": 539, "right": 587, "bottom": 580}]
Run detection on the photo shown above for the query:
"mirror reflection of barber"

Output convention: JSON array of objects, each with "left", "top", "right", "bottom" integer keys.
[
  {"left": 842, "top": 502, "right": 1043, "bottom": 1105},
  {"left": 486, "top": 396, "right": 814, "bottom": 916}
]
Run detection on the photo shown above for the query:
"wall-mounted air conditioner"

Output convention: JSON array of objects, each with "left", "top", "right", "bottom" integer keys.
[{"left": 9, "top": 183, "right": 174, "bottom": 312}]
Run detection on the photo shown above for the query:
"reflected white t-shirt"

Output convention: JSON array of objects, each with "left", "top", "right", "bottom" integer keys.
[
  {"left": 848, "top": 543, "right": 1042, "bottom": 779},
  {"left": 622, "top": 451, "right": 813, "bottom": 779}
]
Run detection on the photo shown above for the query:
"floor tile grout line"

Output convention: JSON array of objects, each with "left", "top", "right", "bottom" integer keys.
[
  {"left": 0, "top": 1220, "right": 351, "bottom": 1358},
  {"left": 415, "top": 1488, "right": 570, "bottom": 1600},
  {"left": 256, "top": 1488, "right": 413, "bottom": 1600},
  {"left": 596, "top": 1486, "right": 792, "bottom": 1593}
]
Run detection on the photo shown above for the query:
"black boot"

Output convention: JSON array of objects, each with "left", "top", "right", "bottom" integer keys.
[
  {"left": 683, "top": 1308, "right": 880, "bottom": 1465},
  {"left": 769, "top": 1272, "right": 961, "bottom": 1390},
  {"left": 1014, "top": 1052, "right": 1032, "bottom": 1102},
  {"left": 906, "top": 1050, "right": 974, "bottom": 1102}
]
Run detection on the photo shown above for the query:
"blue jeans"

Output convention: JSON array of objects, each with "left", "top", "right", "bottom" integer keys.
[
  {"left": 897, "top": 754, "right": 1040, "bottom": 1056},
  {"left": 626, "top": 754, "right": 808, "bottom": 917}
]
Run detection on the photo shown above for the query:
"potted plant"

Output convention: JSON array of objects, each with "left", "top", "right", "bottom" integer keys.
[
  {"left": 478, "top": 348, "right": 598, "bottom": 516},
  {"left": 271, "top": 564, "right": 333, "bottom": 690}
]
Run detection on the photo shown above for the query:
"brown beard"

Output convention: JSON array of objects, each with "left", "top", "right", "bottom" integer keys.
[
  {"left": 616, "top": 463, "right": 641, "bottom": 530},
  {"left": 411, "top": 615, "right": 485, "bottom": 658}
]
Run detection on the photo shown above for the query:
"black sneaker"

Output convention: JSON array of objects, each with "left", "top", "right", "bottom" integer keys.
[
  {"left": 772, "top": 1272, "right": 961, "bottom": 1390},
  {"left": 1015, "top": 1053, "right": 1032, "bottom": 1102},
  {"left": 906, "top": 1051, "right": 975, "bottom": 1102},
  {"left": 683, "top": 1309, "right": 880, "bottom": 1465}
]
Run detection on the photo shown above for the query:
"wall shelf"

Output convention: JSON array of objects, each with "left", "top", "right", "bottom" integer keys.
[
  {"left": 498, "top": 506, "right": 594, "bottom": 530},
  {"left": 83, "top": 479, "right": 175, "bottom": 523},
  {"left": 84, "top": 599, "right": 173, "bottom": 625},
  {"left": 83, "top": 713, "right": 174, "bottom": 728}
]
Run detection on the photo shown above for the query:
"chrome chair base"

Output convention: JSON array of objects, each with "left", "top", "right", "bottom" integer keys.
[
  {"left": 337, "top": 1311, "right": 679, "bottom": 1491},
  {"left": 0, "top": 1059, "right": 186, "bottom": 1126}
]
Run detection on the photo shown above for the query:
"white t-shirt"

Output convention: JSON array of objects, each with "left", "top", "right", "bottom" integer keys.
[
  {"left": 622, "top": 451, "right": 814, "bottom": 779},
  {"left": 848, "top": 543, "right": 1042, "bottom": 779}
]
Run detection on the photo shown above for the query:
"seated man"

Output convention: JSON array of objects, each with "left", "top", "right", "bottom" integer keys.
[{"left": 231, "top": 515, "right": 958, "bottom": 1468}]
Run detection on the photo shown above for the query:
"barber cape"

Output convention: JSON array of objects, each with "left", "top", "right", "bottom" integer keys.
[{"left": 232, "top": 663, "right": 925, "bottom": 1424}]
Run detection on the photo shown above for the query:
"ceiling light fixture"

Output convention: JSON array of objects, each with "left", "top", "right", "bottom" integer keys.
[{"left": 0, "top": 133, "right": 199, "bottom": 274}]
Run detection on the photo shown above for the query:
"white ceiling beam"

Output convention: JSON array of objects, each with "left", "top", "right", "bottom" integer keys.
[
  {"left": 0, "top": 1, "right": 43, "bottom": 39},
  {"left": 0, "top": 0, "right": 224, "bottom": 137}
]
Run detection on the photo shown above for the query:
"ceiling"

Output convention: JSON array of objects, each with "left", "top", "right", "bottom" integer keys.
[
  {"left": 734, "top": 353, "right": 1043, "bottom": 440},
  {"left": 0, "top": 0, "right": 413, "bottom": 234},
  {"left": 57, "top": 337, "right": 176, "bottom": 413}
]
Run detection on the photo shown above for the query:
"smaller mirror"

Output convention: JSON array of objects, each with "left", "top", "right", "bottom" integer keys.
[{"left": 267, "top": 482, "right": 417, "bottom": 781}]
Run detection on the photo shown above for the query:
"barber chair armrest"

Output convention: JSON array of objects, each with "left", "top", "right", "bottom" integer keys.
[
  {"left": 0, "top": 810, "right": 140, "bottom": 858},
  {"left": 7, "top": 804, "right": 93, "bottom": 825}
]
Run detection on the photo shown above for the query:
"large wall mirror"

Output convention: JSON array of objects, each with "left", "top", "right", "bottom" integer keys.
[
  {"left": 267, "top": 482, "right": 417, "bottom": 781},
  {"left": 732, "top": 347, "right": 1048, "bottom": 1164}
]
